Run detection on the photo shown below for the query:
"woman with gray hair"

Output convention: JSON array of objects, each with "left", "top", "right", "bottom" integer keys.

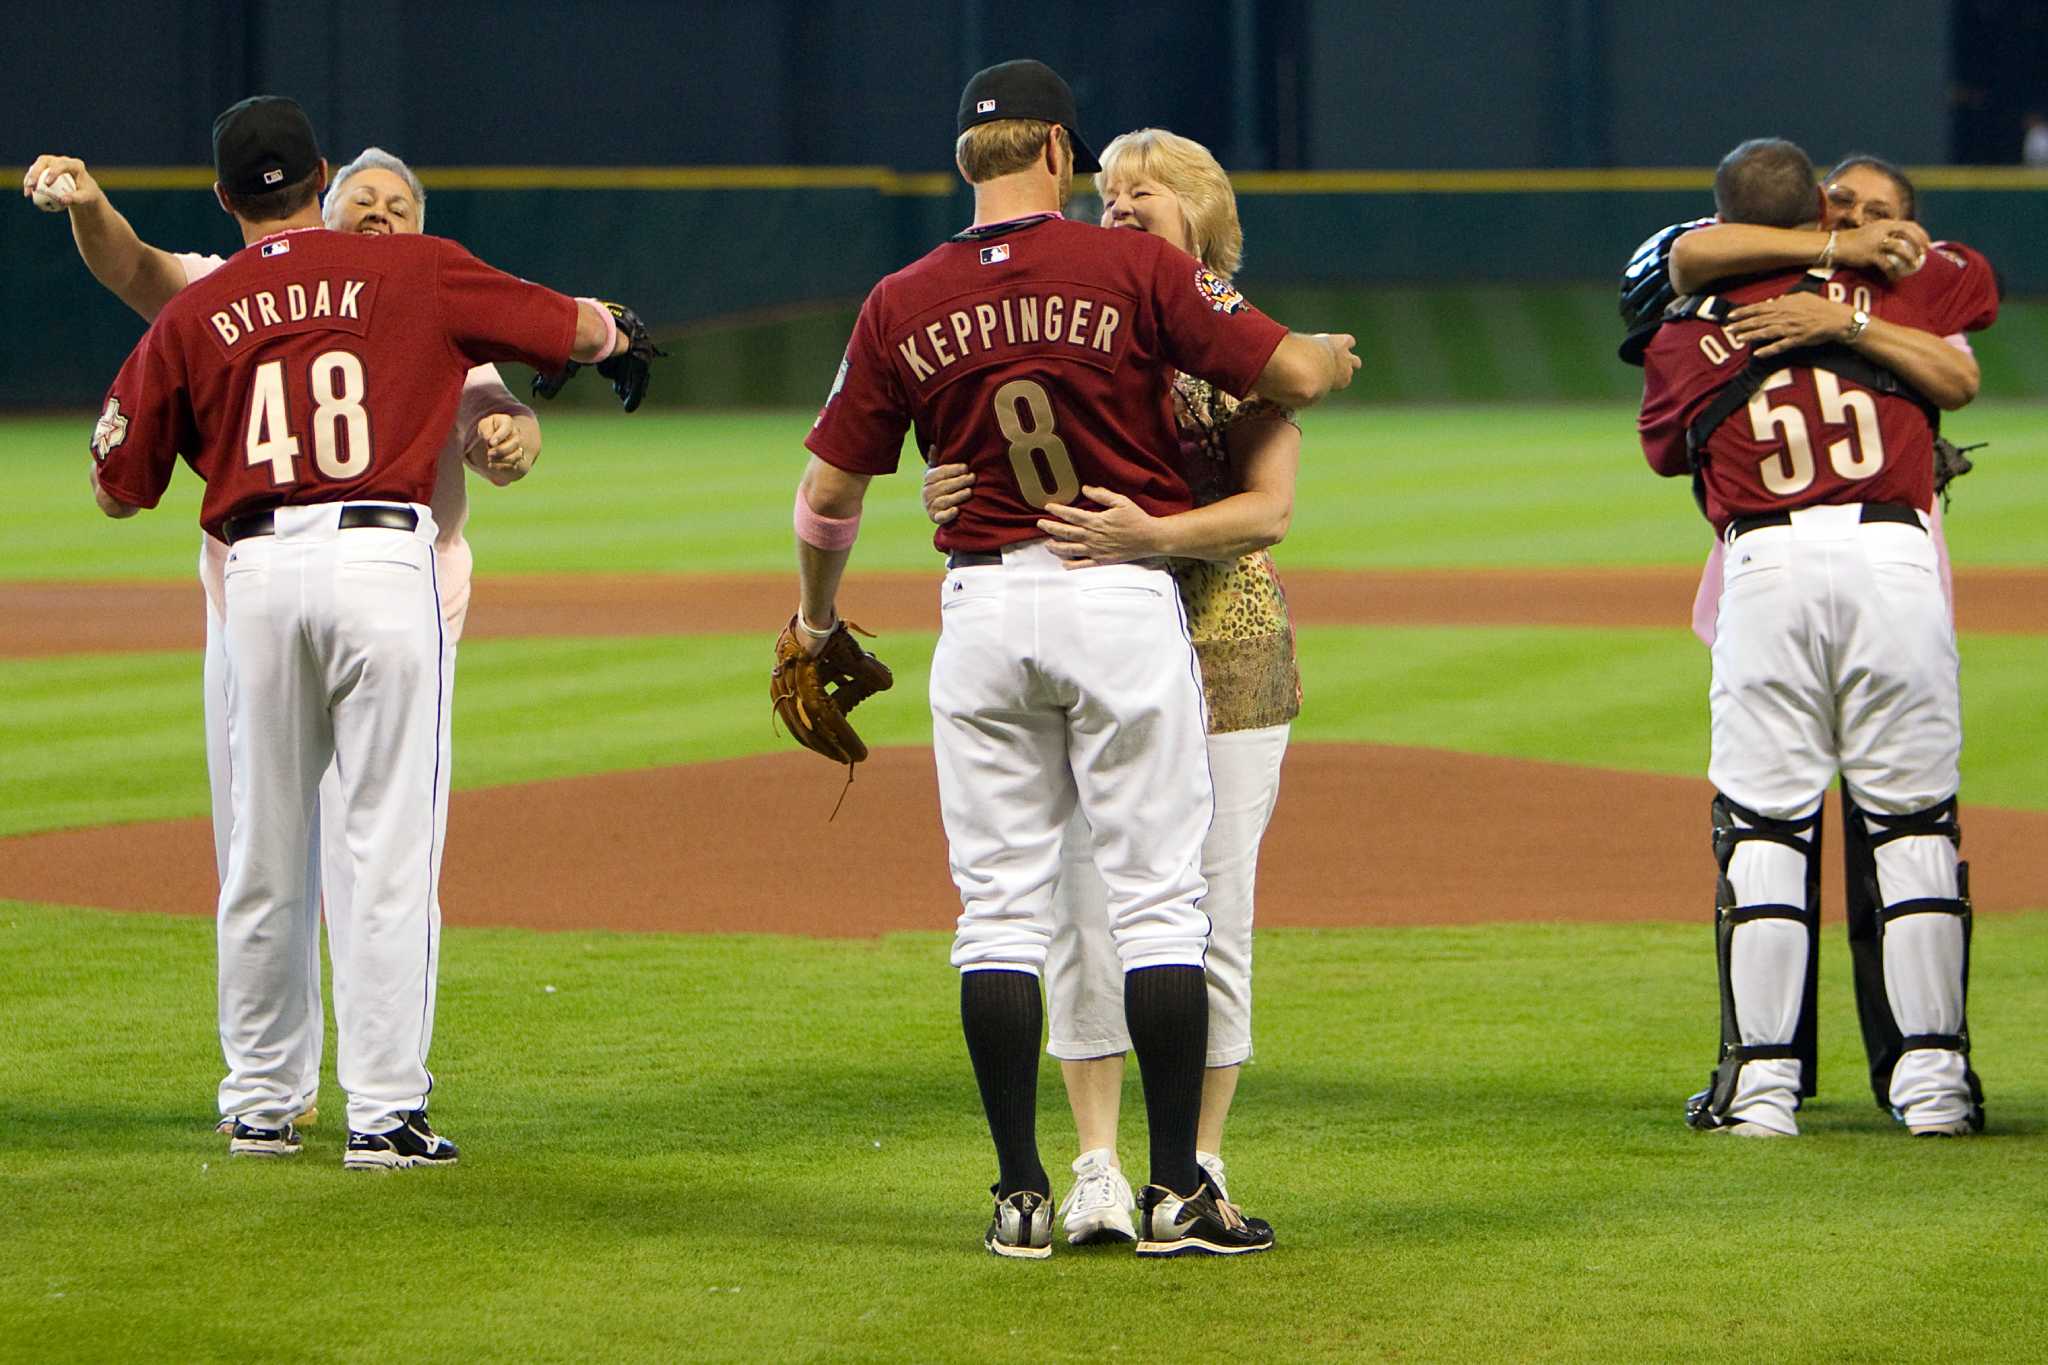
[
  {"left": 323, "top": 146, "right": 428, "bottom": 234},
  {"left": 21, "top": 145, "right": 545, "bottom": 1142}
]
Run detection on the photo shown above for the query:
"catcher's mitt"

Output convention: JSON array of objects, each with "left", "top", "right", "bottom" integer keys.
[
  {"left": 771, "top": 615, "right": 894, "bottom": 766},
  {"left": 1934, "top": 436, "right": 1983, "bottom": 508}
]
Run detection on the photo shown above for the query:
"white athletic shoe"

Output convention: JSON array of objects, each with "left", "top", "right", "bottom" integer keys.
[
  {"left": 1058, "top": 1149, "right": 1136, "bottom": 1245},
  {"left": 1713, "top": 1120, "right": 1793, "bottom": 1138},
  {"left": 1197, "top": 1150, "right": 1230, "bottom": 1200}
]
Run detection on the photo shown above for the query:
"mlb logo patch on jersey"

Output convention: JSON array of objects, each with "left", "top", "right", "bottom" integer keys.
[
  {"left": 1195, "top": 265, "right": 1246, "bottom": 314},
  {"left": 980, "top": 243, "right": 1011, "bottom": 266},
  {"left": 262, "top": 239, "right": 292, "bottom": 258}
]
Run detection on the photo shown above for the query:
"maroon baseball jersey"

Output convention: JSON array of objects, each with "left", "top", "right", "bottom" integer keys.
[
  {"left": 1639, "top": 243, "right": 1998, "bottom": 529},
  {"left": 92, "top": 228, "right": 577, "bottom": 538},
  {"left": 805, "top": 214, "right": 1289, "bottom": 552}
]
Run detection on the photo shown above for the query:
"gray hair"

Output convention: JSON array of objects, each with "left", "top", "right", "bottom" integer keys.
[{"left": 322, "top": 146, "right": 427, "bottom": 230}]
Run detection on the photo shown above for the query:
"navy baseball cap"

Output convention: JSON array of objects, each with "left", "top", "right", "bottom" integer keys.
[
  {"left": 958, "top": 60, "right": 1100, "bottom": 172},
  {"left": 213, "top": 96, "right": 321, "bottom": 196}
]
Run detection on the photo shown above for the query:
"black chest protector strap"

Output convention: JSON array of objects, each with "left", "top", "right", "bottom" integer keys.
[{"left": 1682, "top": 276, "right": 1938, "bottom": 460}]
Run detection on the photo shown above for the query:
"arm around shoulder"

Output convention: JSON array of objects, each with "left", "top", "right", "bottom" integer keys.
[
  {"left": 1254, "top": 332, "right": 1360, "bottom": 409},
  {"left": 1668, "top": 222, "right": 1827, "bottom": 296}
]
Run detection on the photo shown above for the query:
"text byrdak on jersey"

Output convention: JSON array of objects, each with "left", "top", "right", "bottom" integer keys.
[{"left": 204, "top": 273, "right": 377, "bottom": 351}]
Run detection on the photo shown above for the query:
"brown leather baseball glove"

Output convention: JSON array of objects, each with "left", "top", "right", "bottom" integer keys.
[{"left": 770, "top": 616, "right": 894, "bottom": 765}]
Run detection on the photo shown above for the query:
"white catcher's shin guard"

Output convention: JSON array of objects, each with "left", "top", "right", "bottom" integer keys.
[
  {"left": 1849, "top": 796, "right": 1985, "bottom": 1134},
  {"left": 1687, "top": 795, "right": 1820, "bottom": 1137}
]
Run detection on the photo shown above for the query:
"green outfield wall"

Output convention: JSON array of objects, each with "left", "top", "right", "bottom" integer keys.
[{"left": 11, "top": 170, "right": 2048, "bottom": 408}]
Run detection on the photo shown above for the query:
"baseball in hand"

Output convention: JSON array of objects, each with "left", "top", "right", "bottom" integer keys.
[{"left": 32, "top": 171, "right": 77, "bottom": 212}]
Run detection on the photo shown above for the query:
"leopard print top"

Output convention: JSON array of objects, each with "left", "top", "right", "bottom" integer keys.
[{"left": 1168, "top": 372, "right": 1302, "bottom": 734}]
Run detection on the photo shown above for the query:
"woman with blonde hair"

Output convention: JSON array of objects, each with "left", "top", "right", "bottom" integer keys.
[{"left": 924, "top": 125, "right": 1304, "bottom": 1243}]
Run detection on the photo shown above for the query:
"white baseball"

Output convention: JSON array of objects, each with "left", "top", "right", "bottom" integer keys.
[{"left": 32, "top": 171, "right": 77, "bottom": 212}]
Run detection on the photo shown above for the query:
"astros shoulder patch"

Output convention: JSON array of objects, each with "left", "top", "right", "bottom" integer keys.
[
  {"left": 1195, "top": 266, "right": 1246, "bottom": 314},
  {"left": 92, "top": 397, "right": 129, "bottom": 461}
]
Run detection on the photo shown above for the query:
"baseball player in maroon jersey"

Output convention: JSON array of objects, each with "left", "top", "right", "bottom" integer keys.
[
  {"left": 792, "top": 60, "right": 1357, "bottom": 1257},
  {"left": 90, "top": 96, "right": 653, "bottom": 1168},
  {"left": 26, "top": 145, "right": 540, "bottom": 1138},
  {"left": 1637, "top": 138, "right": 1999, "bottom": 1139},
  {"left": 1617, "top": 153, "right": 1996, "bottom": 1118}
]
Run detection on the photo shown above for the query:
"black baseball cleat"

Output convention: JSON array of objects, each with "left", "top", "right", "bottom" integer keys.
[
  {"left": 343, "top": 1110, "right": 459, "bottom": 1170},
  {"left": 1136, "top": 1183, "right": 1275, "bottom": 1257},
  {"left": 227, "top": 1120, "right": 302, "bottom": 1158},
  {"left": 984, "top": 1187, "right": 1053, "bottom": 1260}
]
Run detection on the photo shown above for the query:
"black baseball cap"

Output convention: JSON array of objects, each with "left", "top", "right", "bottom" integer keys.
[
  {"left": 212, "top": 96, "right": 321, "bottom": 196},
  {"left": 957, "top": 60, "right": 1100, "bottom": 172}
]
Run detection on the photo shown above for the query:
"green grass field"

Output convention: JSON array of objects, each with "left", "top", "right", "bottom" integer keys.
[{"left": 3, "top": 403, "right": 2043, "bottom": 1361}]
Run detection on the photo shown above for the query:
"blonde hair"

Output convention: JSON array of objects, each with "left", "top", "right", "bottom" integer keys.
[
  {"left": 956, "top": 119, "right": 1069, "bottom": 184},
  {"left": 1094, "top": 128, "right": 1242, "bottom": 277}
]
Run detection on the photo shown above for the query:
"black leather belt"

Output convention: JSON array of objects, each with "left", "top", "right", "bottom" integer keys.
[
  {"left": 1726, "top": 501, "right": 1922, "bottom": 542},
  {"left": 222, "top": 505, "right": 419, "bottom": 545},
  {"left": 946, "top": 550, "right": 1002, "bottom": 568}
]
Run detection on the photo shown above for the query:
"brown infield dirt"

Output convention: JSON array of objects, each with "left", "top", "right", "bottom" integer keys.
[
  {"left": 5, "top": 745, "right": 2047, "bottom": 935},
  {"left": 4, "top": 569, "right": 2043, "bottom": 933},
  {"left": 5, "top": 566, "right": 2045, "bottom": 656}
]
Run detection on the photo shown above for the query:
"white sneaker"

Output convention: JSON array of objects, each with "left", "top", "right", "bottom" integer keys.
[
  {"left": 1058, "top": 1149, "right": 1135, "bottom": 1245},
  {"left": 1196, "top": 1150, "right": 1230, "bottom": 1199},
  {"left": 1713, "top": 1120, "right": 1793, "bottom": 1138}
]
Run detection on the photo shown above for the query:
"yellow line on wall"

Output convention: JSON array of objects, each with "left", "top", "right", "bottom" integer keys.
[
  {"left": 90, "top": 165, "right": 960, "bottom": 194},
  {"left": 84, "top": 165, "right": 2048, "bottom": 194},
  {"left": 1230, "top": 169, "right": 1713, "bottom": 192}
]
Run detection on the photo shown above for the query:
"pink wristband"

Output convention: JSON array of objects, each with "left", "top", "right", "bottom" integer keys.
[
  {"left": 794, "top": 489, "right": 861, "bottom": 550},
  {"left": 577, "top": 297, "right": 618, "bottom": 362}
]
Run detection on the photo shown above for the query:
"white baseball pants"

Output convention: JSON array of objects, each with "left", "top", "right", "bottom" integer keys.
[
  {"left": 1708, "top": 504, "right": 1969, "bottom": 1133},
  {"left": 205, "top": 603, "right": 327, "bottom": 1118},
  {"left": 1046, "top": 723, "right": 1290, "bottom": 1065},
  {"left": 936, "top": 541, "right": 1215, "bottom": 977},
  {"left": 214, "top": 504, "right": 451, "bottom": 1135}
]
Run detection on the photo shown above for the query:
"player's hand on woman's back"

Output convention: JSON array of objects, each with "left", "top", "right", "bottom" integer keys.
[{"left": 921, "top": 462, "right": 975, "bottom": 526}]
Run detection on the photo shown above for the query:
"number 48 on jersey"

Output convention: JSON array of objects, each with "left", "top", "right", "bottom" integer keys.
[{"left": 245, "top": 350, "right": 373, "bottom": 485}]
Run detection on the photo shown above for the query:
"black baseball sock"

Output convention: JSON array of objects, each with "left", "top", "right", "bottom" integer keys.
[
  {"left": 960, "top": 969, "right": 1049, "bottom": 1199},
  {"left": 1124, "top": 963, "right": 1208, "bottom": 1195}
]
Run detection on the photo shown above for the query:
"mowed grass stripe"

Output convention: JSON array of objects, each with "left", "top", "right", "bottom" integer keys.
[
  {"left": 1523, "top": 286, "right": 1639, "bottom": 400},
  {"left": 1421, "top": 290, "right": 1509, "bottom": 401},
  {"left": 5, "top": 404, "right": 2044, "bottom": 579},
  {"left": 4, "top": 626, "right": 2041, "bottom": 839},
  {"left": 3, "top": 902, "right": 2045, "bottom": 1361}
]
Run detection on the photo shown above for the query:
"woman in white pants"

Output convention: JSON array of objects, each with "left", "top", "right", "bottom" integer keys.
[{"left": 923, "top": 126, "right": 1302, "bottom": 1244}]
